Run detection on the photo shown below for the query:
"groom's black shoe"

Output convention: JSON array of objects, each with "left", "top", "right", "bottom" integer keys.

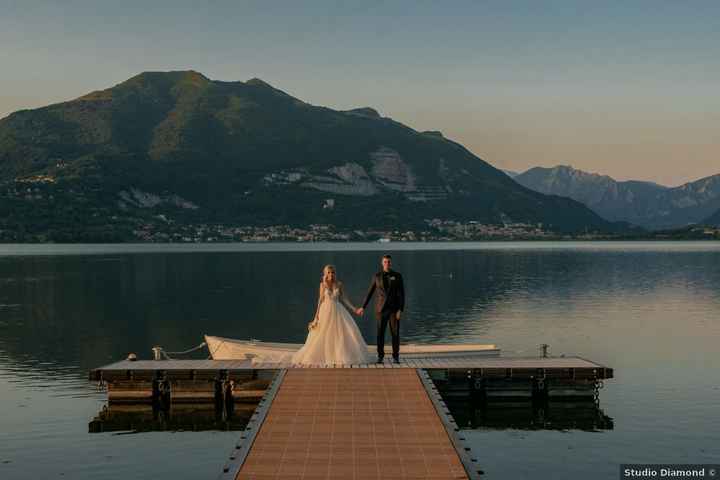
[
  {"left": 376, "top": 357, "right": 384, "bottom": 364},
  {"left": 393, "top": 357, "right": 400, "bottom": 364}
]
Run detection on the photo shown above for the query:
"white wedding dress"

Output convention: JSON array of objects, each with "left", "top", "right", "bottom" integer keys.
[{"left": 290, "top": 283, "right": 371, "bottom": 366}]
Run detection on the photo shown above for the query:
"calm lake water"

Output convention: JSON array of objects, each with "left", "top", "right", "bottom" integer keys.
[{"left": 1, "top": 242, "right": 719, "bottom": 479}]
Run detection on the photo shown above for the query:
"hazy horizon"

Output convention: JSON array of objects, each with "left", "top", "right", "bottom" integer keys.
[{"left": 2, "top": 1, "right": 718, "bottom": 187}]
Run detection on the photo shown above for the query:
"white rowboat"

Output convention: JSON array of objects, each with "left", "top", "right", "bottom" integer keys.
[{"left": 205, "top": 335, "right": 500, "bottom": 360}]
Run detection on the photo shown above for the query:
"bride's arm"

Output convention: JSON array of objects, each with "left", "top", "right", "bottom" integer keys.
[{"left": 338, "top": 282, "right": 357, "bottom": 312}]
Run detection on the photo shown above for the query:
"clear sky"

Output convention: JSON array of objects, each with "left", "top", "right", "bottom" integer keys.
[{"left": 1, "top": 0, "right": 718, "bottom": 186}]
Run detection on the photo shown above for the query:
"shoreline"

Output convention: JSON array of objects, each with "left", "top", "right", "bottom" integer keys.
[{"left": 1, "top": 239, "right": 719, "bottom": 257}]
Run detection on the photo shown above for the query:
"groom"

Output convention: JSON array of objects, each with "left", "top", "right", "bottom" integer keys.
[{"left": 357, "top": 254, "right": 405, "bottom": 364}]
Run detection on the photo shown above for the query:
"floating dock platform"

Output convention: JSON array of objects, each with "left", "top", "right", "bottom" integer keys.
[
  {"left": 90, "top": 356, "right": 613, "bottom": 404},
  {"left": 90, "top": 356, "right": 613, "bottom": 479}
]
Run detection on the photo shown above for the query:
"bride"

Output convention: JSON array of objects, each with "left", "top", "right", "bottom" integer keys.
[{"left": 290, "top": 264, "right": 371, "bottom": 366}]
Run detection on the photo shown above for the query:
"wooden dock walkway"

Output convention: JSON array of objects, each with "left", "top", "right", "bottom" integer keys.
[{"left": 220, "top": 369, "right": 478, "bottom": 480}]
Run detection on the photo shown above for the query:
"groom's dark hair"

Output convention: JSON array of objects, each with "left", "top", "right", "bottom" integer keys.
[{"left": 382, "top": 254, "right": 392, "bottom": 260}]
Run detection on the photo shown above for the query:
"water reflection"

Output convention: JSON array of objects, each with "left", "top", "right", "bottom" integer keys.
[
  {"left": 1, "top": 246, "right": 719, "bottom": 374},
  {"left": 446, "top": 399, "right": 614, "bottom": 432},
  {"left": 1, "top": 244, "right": 719, "bottom": 480},
  {"left": 89, "top": 403, "right": 255, "bottom": 434}
]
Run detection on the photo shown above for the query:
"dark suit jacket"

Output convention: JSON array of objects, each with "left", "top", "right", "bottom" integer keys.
[{"left": 362, "top": 270, "right": 405, "bottom": 315}]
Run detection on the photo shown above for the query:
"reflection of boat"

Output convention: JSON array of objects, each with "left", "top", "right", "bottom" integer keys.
[
  {"left": 205, "top": 335, "right": 500, "bottom": 360},
  {"left": 377, "top": 238, "right": 391, "bottom": 243}
]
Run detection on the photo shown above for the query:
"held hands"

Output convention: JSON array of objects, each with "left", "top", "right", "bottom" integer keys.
[
  {"left": 308, "top": 319, "right": 319, "bottom": 331},
  {"left": 352, "top": 307, "right": 399, "bottom": 319}
]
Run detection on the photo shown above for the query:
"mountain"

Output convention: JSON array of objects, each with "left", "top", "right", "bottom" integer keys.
[
  {"left": 514, "top": 166, "right": 720, "bottom": 230},
  {"left": 502, "top": 169, "right": 519, "bottom": 178},
  {"left": 703, "top": 208, "right": 720, "bottom": 226},
  {"left": 0, "top": 70, "right": 621, "bottom": 241},
  {"left": 662, "top": 175, "right": 720, "bottom": 227}
]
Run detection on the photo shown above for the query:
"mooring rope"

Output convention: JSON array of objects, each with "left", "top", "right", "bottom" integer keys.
[{"left": 159, "top": 341, "right": 207, "bottom": 360}]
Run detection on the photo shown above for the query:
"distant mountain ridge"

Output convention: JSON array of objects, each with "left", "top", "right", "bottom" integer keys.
[
  {"left": 0, "top": 70, "right": 622, "bottom": 240},
  {"left": 513, "top": 165, "right": 720, "bottom": 229}
]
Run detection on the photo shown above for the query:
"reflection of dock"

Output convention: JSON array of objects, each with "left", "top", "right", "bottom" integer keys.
[
  {"left": 89, "top": 403, "right": 257, "bottom": 433},
  {"left": 445, "top": 399, "right": 614, "bottom": 431},
  {"left": 89, "top": 356, "right": 613, "bottom": 479}
]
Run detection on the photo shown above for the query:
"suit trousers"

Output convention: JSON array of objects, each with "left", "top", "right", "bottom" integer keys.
[{"left": 377, "top": 309, "right": 400, "bottom": 359}]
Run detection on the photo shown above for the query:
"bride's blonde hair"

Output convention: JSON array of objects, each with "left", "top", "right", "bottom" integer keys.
[{"left": 321, "top": 264, "right": 337, "bottom": 290}]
